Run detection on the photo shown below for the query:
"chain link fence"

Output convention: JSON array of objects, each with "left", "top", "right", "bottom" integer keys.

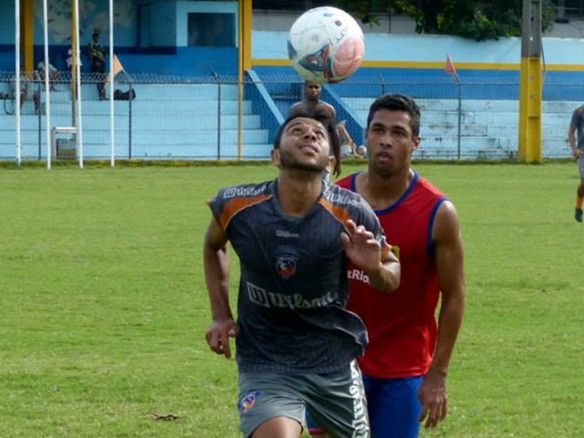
[{"left": 0, "top": 71, "right": 579, "bottom": 162}]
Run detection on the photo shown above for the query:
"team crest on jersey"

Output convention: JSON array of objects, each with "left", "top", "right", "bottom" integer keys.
[
  {"left": 238, "top": 391, "right": 259, "bottom": 414},
  {"left": 275, "top": 255, "right": 297, "bottom": 278}
]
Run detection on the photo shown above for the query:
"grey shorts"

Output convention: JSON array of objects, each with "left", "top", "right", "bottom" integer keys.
[
  {"left": 237, "top": 361, "right": 369, "bottom": 438},
  {"left": 578, "top": 154, "right": 584, "bottom": 177}
]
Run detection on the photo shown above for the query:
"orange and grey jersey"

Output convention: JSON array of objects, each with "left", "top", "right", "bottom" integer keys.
[{"left": 208, "top": 178, "right": 390, "bottom": 374}]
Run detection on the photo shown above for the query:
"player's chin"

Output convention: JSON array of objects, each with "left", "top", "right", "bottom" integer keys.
[
  {"left": 371, "top": 159, "right": 394, "bottom": 173},
  {"left": 285, "top": 157, "right": 328, "bottom": 173}
]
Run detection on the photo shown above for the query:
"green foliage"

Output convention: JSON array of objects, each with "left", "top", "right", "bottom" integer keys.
[
  {"left": 337, "top": 0, "right": 557, "bottom": 40},
  {"left": 1, "top": 163, "right": 583, "bottom": 436}
]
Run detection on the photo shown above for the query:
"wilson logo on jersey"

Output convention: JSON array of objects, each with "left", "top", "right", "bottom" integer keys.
[{"left": 276, "top": 255, "right": 297, "bottom": 278}]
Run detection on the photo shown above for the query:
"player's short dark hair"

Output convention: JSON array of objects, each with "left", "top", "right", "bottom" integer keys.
[
  {"left": 273, "top": 113, "right": 341, "bottom": 177},
  {"left": 366, "top": 93, "right": 421, "bottom": 137},
  {"left": 304, "top": 80, "right": 320, "bottom": 87}
]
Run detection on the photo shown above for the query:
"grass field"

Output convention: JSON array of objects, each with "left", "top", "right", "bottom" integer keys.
[{"left": 1, "top": 162, "right": 583, "bottom": 437}]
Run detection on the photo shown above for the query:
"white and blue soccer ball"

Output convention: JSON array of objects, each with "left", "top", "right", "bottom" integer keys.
[{"left": 288, "top": 6, "right": 365, "bottom": 84}]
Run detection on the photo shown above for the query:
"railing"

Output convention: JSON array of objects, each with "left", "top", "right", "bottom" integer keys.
[{"left": 0, "top": 71, "right": 578, "bottom": 163}]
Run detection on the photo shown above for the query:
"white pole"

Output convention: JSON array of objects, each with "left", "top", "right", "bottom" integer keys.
[
  {"left": 109, "top": 0, "right": 115, "bottom": 167},
  {"left": 74, "top": 0, "right": 84, "bottom": 168},
  {"left": 15, "top": 0, "right": 21, "bottom": 165},
  {"left": 42, "top": 0, "right": 52, "bottom": 170}
]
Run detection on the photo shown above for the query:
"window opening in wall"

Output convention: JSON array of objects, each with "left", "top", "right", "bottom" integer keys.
[{"left": 188, "top": 13, "right": 236, "bottom": 47}]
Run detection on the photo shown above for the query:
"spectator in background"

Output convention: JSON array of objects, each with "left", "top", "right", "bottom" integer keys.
[
  {"left": 11, "top": 71, "right": 40, "bottom": 114},
  {"left": 88, "top": 31, "right": 106, "bottom": 100},
  {"left": 568, "top": 104, "right": 584, "bottom": 223},
  {"left": 289, "top": 81, "right": 336, "bottom": 125},
  {"left": 37, "top": 61, "right": 59, "bottom": 91},
  {"left": 66, "top": 48, "right": 83, "bottom": 71},
  {"left": 338, "top": 120, "right": 367, "bottom": 159}
]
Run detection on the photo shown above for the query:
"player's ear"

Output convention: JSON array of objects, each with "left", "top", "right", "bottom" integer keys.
[
  {"left": 412, "top": 135, "right": 421, "bottom": 151},
  {"left": 326, "top": 155, "right": 336, "bottom": 174},
  {"left": 271, "top": 149, "right": 281, "bottom": 167}
]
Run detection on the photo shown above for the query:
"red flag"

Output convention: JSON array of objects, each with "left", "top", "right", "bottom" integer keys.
[{"left": 445, "top": 54, "right": 460, "bottom": 82}]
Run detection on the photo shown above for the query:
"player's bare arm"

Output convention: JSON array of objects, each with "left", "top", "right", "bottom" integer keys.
[
  {"left": 341, "top": 219, "right": 400, "bottom": 293},
  {"left": 568, "top": 123, "right": 583, "bottom": 158},
  {"left": 418, "top": 200, "right": 465, "bottom": 429},
  {"left": 325, "top": 103, "right": 337, "bottom": 121},
  {"left": 203, "top": 217, "right": 238, "bottom": 359}
]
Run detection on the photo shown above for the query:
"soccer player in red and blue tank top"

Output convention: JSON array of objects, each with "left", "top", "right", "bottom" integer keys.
[{"left": 309, "top": 94, "right": 465, "bottom": 438}]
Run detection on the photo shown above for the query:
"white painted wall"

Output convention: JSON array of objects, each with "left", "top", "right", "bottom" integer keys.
[
  {"left": 253, "top": 9, "right": 584, "bottom": 39},
  {"left": 253, "top": 30, "right": 584, "bottom": 66}
]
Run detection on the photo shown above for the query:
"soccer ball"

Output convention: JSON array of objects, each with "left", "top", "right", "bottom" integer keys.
[{"left": 288, "top": 6, "right": 365, "bottom": 84}]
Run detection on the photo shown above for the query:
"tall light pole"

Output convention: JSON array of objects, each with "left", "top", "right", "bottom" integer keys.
[{"left": 518, "top": 0, "right": 543, "bottom": 163}]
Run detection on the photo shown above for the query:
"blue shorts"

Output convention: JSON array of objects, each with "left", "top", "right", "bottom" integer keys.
[{"left": 306, "top": 375, "right": 424, "bottom": 438}]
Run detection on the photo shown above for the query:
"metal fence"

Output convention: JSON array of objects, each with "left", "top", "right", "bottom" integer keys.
[{"left": 0, "top": 71, "right": 579, "bottom": 163}]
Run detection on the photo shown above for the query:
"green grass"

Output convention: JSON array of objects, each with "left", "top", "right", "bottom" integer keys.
[{"left": 1, "top": 162, "right": 583, "bottom": 437}]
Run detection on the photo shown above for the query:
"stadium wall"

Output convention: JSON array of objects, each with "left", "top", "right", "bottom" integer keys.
[
  {"left": 2, "top": 0, "right": 584, "bottom": 81},
  {"left": 252, "top": 31, "right": 584, "bottom": 101},
  {"left": 0, "top": 0, "right": 239, "bottom": 76}
]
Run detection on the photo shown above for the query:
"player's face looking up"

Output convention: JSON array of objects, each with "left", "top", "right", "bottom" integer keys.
[
  {"left": 366, "top": 109, "right": 420, "bottom": 177},
  {"left": 273, "top": 117, "right": 331, "bottom": 173}
]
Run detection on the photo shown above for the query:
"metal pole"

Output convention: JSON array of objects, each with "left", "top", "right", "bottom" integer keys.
[
  {"left": 217, "top": 78, "right": 221, "bottom": 160},
  {"left": 379, "top": 74, "right": 385, "bottom": 95},
  {"left": 37, "top": 81, "right": 41, "bottom": 160},
  {"left": 109, "top": 0, "right": 115, "bottom": 167},
  {"left": 15, "top": 0, "right": 21, "bottom": 165},
  {"left": 457, "top": 82, "right": 462, "bottom": 160},
  {"left": 42, "top": 0, "right": 51, "bottom": 168},
  {"left": 128, "top": 83, "right": 133, "bottom": 159},
  {"left": 74, "top": 0, "right": 84, "bottom": 168},
  {"left": 71, "top": 0, "right": 77, "bottom": 132},
  {"left": 518, "top": 0, "right": 543, "bottom": 163}
]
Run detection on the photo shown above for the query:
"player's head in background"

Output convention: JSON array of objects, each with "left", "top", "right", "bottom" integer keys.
[
  {"left": 303, "top": 80, "right": 323, "bottom": 103},
  {"left": 366, "top": 93, "right": 421, "bottom": 137},
  {"left": 273, "top": 113, "right": 341, "bottom": 177},
  {"left": 365, "top": 94, "right": 421, "bottom": 177}
]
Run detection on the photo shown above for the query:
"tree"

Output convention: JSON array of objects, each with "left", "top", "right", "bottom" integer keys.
[{"left": 335, "top": 0, "right": 556, "bottom": 40}]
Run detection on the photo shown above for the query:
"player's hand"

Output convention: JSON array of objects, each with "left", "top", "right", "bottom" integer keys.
[
  {"left": 418, "top": 372, "right": 448, "bottom": 429},
  {"left": 340, "top": 219, "right": 382, "bottom": 273},
  {"left": 205, "top": 318, "right": 239, "bottom": 359},
  {"left": 574, "top": 149, "right": 583, "bottom": 159}
]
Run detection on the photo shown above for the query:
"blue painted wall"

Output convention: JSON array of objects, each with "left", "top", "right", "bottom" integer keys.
[{"left": 150, "top": 1, "right": 177, "bottom": 47}]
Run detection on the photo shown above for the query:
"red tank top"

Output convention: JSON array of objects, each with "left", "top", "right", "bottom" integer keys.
[{"left": 337, "top": 172, "right": 446, "bottom": 378}]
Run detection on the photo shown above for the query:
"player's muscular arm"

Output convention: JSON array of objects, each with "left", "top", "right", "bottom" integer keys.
[
  {"left": 419, "top": 201, "right": 465, "bottom": 429},
  {"left": 203, "top": 218, "right": 238, "bottom": 358}
]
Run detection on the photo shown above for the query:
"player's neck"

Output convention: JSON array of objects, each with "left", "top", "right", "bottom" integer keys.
[
  {"left": 360, "top": 167, "right": 413, "bottom": 209},
  {"left": 277, "top": 172, "right": 323, "bottom": 216}
]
